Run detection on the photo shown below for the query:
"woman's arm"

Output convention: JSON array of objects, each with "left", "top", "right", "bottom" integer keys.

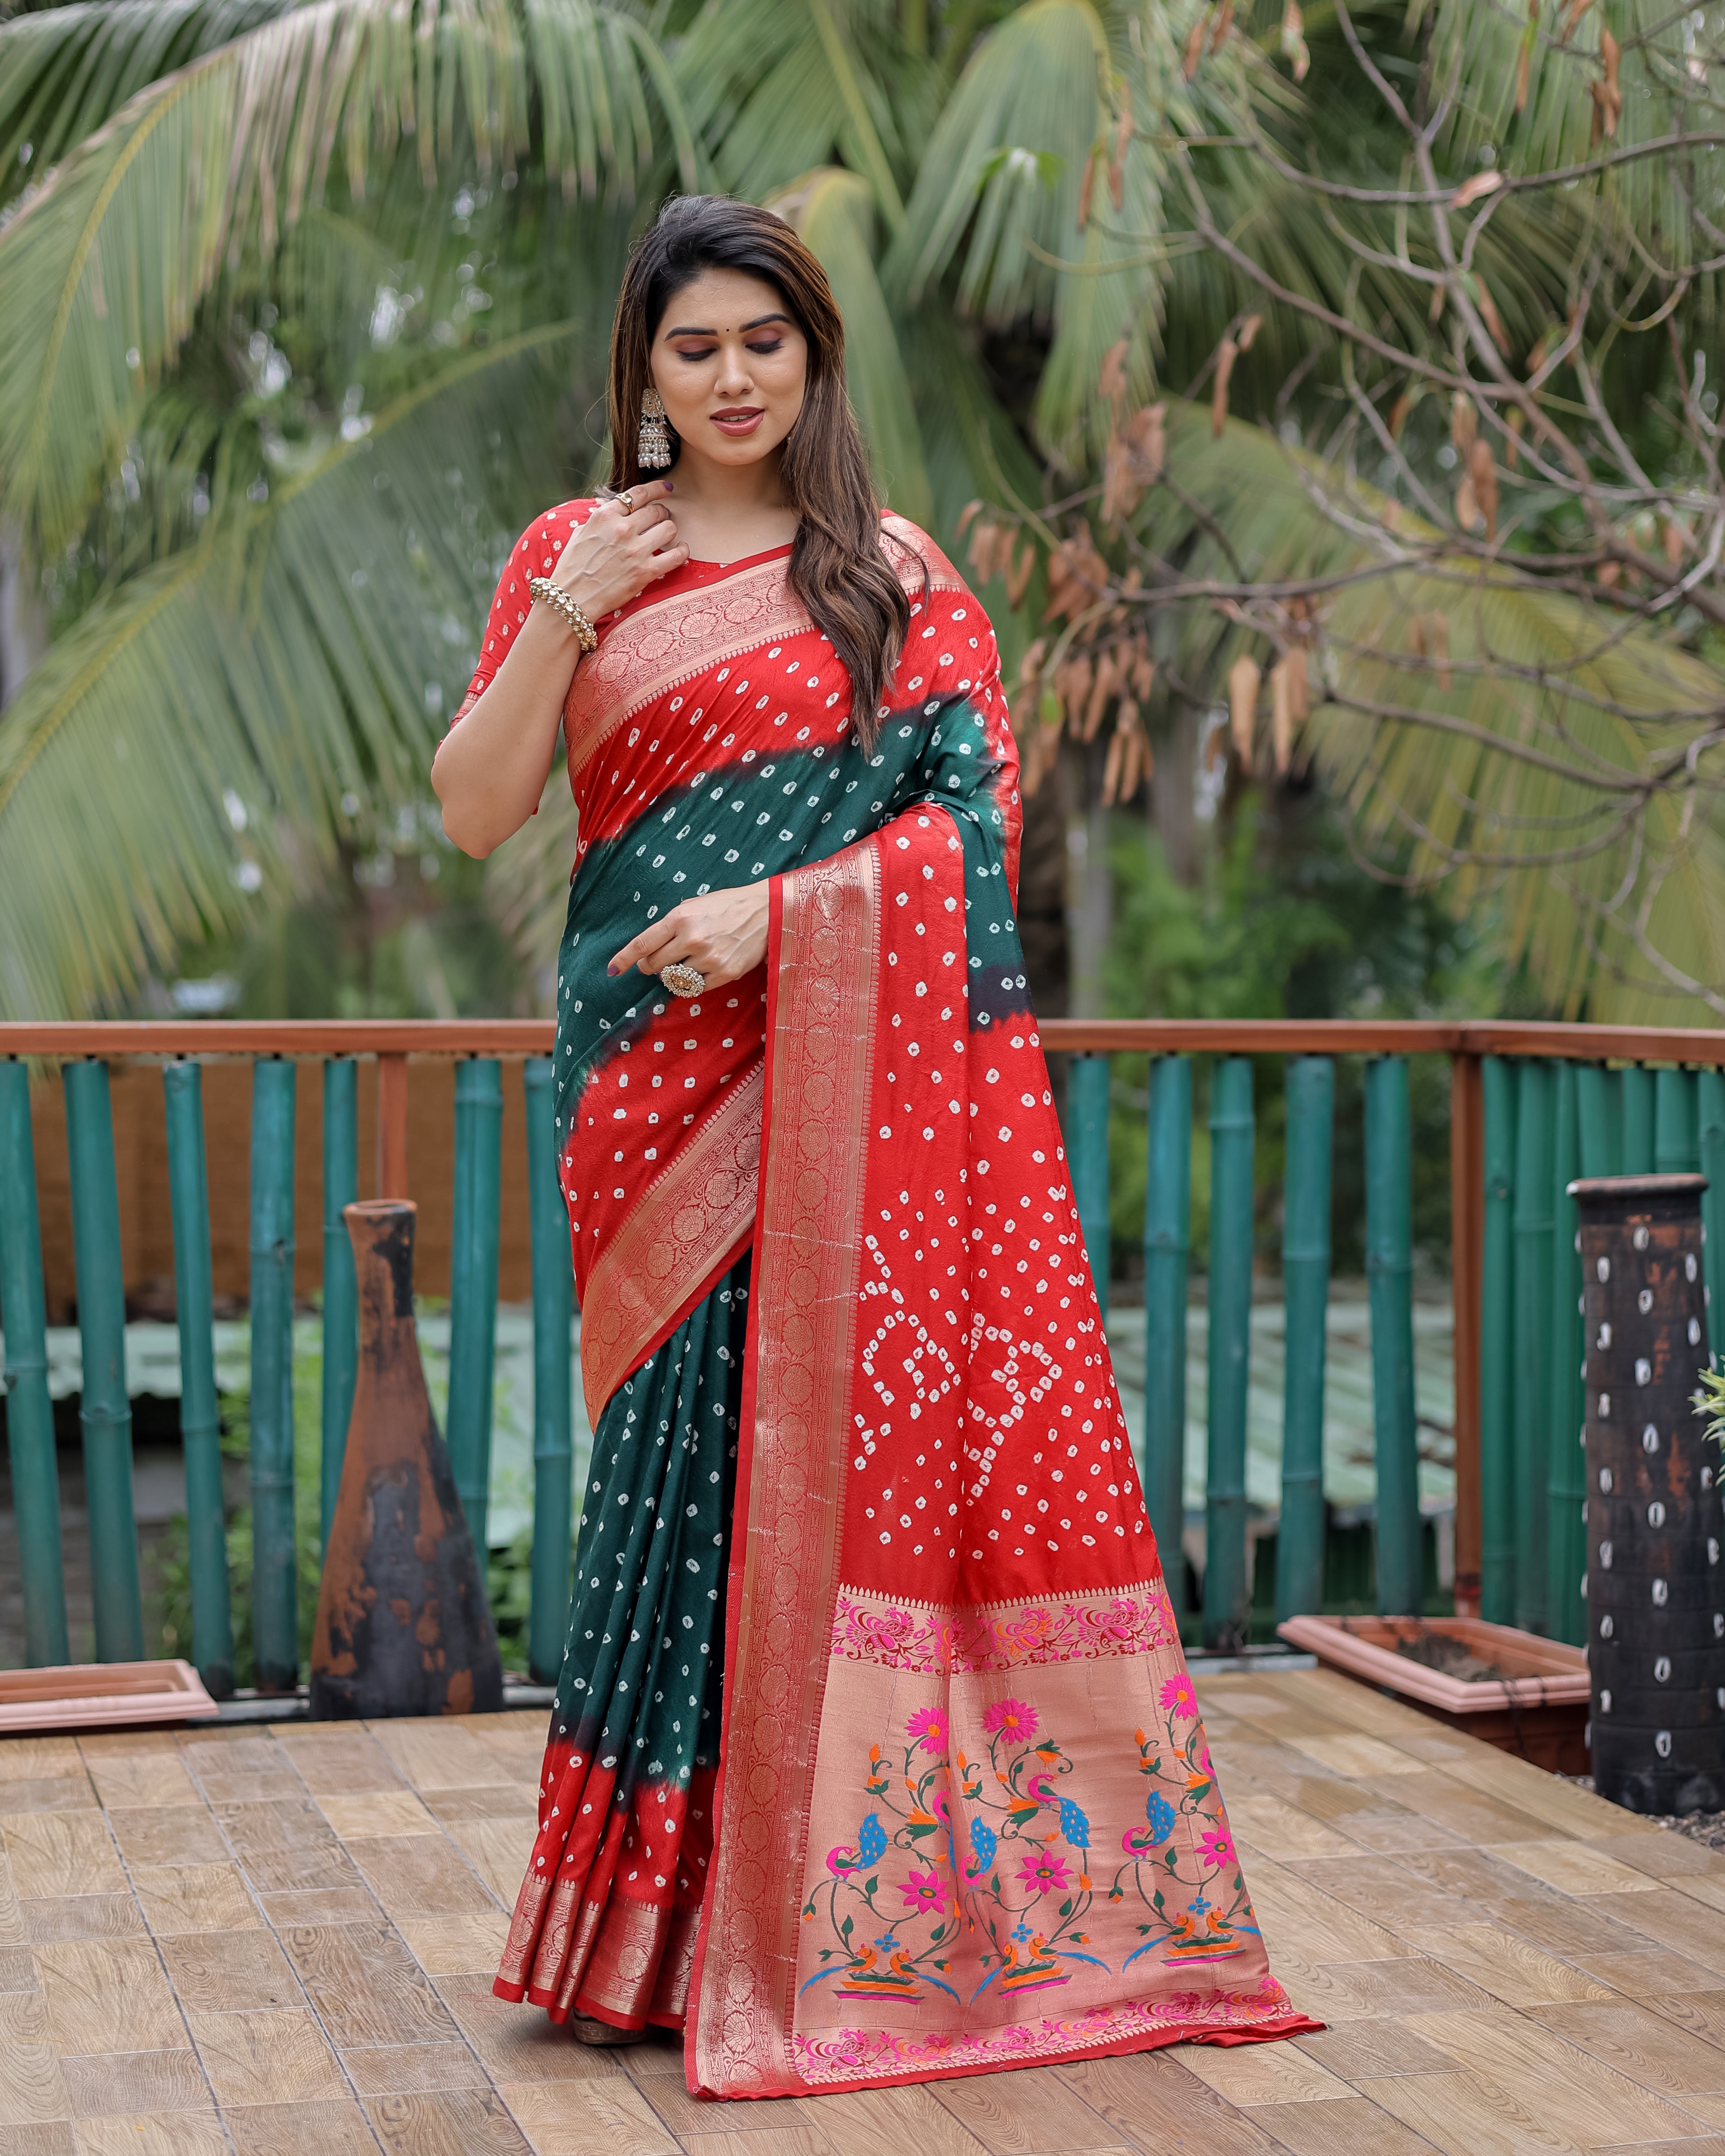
[{"left": 433, "top": 484, "right": 687, "bottom": 857}]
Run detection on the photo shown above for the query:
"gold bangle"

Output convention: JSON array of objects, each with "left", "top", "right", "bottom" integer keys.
[{"left": 528, "top": 576, "right": 598, "bottom": 653}]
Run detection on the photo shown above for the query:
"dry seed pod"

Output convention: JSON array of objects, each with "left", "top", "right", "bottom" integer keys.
[
  {"left": 1560, "top": 0, "right": 1590, "bottom": 39},
  {"left": 1285, "top": 643, "right": 1309, "bottom": 721},
  {"left": 1228, "top": 654, "right": 1260, "bottom": 765},
  {"left": 1113, "top": 96, "right": 1133, "bottom": 168},
  {"left": 1211, "top": 0, "right": 1234, "bottom": 51},
  {"left": 1389, "top": 389, "right": 1415, "bottom": 440},
  {"left": 1450, "top": 394, "right": 1478, "bottom": 455},
  {"left": 1474, "top": 274, "right": 1509, "bottom": 353},
  {"left": 1515, "top": 39, "right": 1531, "bottom": 113},
  {"left": 1084, "top": 653, "right": 1119, "bottom": 742},
  {"left": 1101, "top": 727, "right": 1125, "bottom": 806},
  {"left": 1078, "top": 145, "right": 1097, "bottom": 231},
  {"left": 1006, "top": 539, "right": 1036, "bottom": 608},
  {"left": 1270, "top": 658, "right": 1295, "bottom": 776},
  {"left": 1455, "top": 477, "right": 1479, "bottom": 530},
  {"left": 1108, "top": 151, "right": 1124, "bottom": 212},
  {"left": 1466, "top": 436, "right": 1499, "bottom": 542},
  {"left": 1212, "top": 337, "right": 1239, "bottom": 438},
  {"left": 1236, "top": 313, "right": 1263, "bottom": 353},
  {"left": 1506, "top": 407, "right": 1525, "bottom": 469},
  {"left": 958, "top": 499, "right": 984, "bottom": 538},
  {"left": 1662, "top": 515, "right": 1690, "bottom": 569},
  {"left": 1098, "top": 337, "right": 1129, "bottom": 403},
  {"left": 1282, "top": 0, "right": 1310, "bottom": 81},
  {"left": 1183, "top": 11, "right": 1207, "bottom": 77},
  {"left": 1427, "top": 611, "right": 1452, "bottom": 690},
  {"left": 1598, "top": 559, "right": 1623, "bottom": 589}
]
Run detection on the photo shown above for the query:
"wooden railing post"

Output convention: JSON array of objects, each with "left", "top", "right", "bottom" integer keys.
[
  {"left": 1067, "top": 1053, "right": 1112, "bottom": 1322},
  {"left": 1204, "top": 1057, "right": 1254, "bottom": 1650},
  {"left": 1479, "top": 1057, "right": 1517, "bottom": 1625},
  {"left": 1449, "top": 1052, "right": 1484, "bottom": 1619},
  {"left": 448, "top": 1057, "right": 503, "bottom": 1554},
  {"left": 1142, "top": 1056, "right": 1191, "bottom": 1588},
  {"left": 63, "top": 1058, "right": 144, "bottom": 1661},
  {"left": 249, "top": 1057, "right": 299, "bottom": 1690},
  {"left": 1276, "top": 1055, "right": 1332, "bottom": 1621},
  {"left": 1366, "top": 1056, "right": 1421, "bottom": 1615},
  {"left": 319, "top": 1058, "right": 359, "bottom": 1555},
  {"left": 162, "top": 1062, "right": 234, "bottom": 1697},
  {"left": 524, "top": 1056, "right": 574, "bottom": 1685},
  {"left": 1512, "top": 1058, "right": 1555, "bottom": 1633},
  {"left": 1546, "top": 1062, "right": 1586, "bottom": 1645},
  {"left": 0, "top": 1060, "right": 69, "bottom": 1665}
]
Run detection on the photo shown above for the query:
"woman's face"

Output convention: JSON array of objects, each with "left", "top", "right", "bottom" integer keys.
[{"left": 648, "top": 267, "right": 809, "bottom": 471}]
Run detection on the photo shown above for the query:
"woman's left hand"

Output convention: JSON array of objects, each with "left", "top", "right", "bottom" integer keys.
[{"left": 608, "top": 882, "right": 769, "bottom": 993}]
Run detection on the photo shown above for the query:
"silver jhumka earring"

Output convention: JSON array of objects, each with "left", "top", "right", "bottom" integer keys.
[{"left": 637, "top": 386, "right": 673, "bottom": 470}]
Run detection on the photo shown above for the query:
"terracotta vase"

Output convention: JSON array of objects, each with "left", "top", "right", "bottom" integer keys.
[
  {"left": 310, "top": 1201, "right": 503, "bottom": 1719},
  {"left": 1574, "top": 1172, "right": 1725, "bottom": 1813}
]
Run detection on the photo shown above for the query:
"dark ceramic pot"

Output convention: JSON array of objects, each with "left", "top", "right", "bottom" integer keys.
[
  {"left": 1575, "top": 1172, "right": 1724, "bottom": 1813},
  {"left": 310, "top": 1201, "right": 503, "bottom": 1720}
]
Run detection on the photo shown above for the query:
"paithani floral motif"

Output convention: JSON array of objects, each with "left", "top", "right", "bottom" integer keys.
[
  {"left": 828, "top": 1584, "right": 1178, "bottom": 1677},
  {"left": 1109, "top": 1694, "right": 1261, "bottom": 1968},
  {"left": 803, "top": 1685, "right": 1255, "bottom": 2019}
]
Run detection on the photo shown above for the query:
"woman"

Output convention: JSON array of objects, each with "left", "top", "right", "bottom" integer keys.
[{"left": 432, "top": 194, "right": 1316, "bottom": 2099}]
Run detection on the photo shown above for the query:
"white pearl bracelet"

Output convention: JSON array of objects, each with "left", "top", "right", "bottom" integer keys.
[{"left": 528, "top": 576, "right": 598, "bottom": 653}]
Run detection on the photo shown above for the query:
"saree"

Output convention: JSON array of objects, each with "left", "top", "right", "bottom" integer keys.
[{"left": 459, "top": 501, "right": 1318, "bottom": 2096}]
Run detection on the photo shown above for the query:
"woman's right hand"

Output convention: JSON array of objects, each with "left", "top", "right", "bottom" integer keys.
[{"left": 552, "top": 481, "right": 687, "bottom": 620}]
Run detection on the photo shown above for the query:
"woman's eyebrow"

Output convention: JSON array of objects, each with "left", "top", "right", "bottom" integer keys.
[{"left": 662, "top": 313, "right": 793, "bottom": 337}]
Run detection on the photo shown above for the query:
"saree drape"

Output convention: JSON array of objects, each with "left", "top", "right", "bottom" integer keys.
[{"left": 463, "top": 503, "right": 1317, "bottom": 2096}]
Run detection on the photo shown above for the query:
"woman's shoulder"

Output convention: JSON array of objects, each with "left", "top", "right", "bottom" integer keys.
[
  {"left": 507, "top": 499, "right": 598, "bottom": 569},
  {"left": 878, "top": 510, "right": 968, "bottom": 596}
]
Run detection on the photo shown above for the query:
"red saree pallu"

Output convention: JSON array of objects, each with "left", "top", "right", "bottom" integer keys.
[{"left": 469, "top": 504, "right": 1318, "bottom": 2090}]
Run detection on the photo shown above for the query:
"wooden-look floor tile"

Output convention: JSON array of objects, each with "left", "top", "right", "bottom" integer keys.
[
  {"left": 1581, "top": 1948, "right": 1725, "bottom": 1997},
  {"left": 0, "top": 1989, "right": 51, "bottom": 2042},
  {"left": 272, "top": 1731, "right": 405, "bottom": 1796},
  {"left": 235, "top": 1839, "right": 366, "bottom": 1896},
  {"left": 342, "top": 2040, "right": 489, "bottom": 2093},
  {"left": 1527, "top": 1999, "right": 1725, "bottom": 2098},
  {"left": 316, "top": 1791, "right": 438, "bottom": 1840},
  {"left": 81, "top": 1754, "right": 200, "bottom": 1811},
  {"left": 20, "top": 1897, "right": 146, "bottom": 1944},
  {"left": 0, "top": 1847, "right": 22, "bottom": 1945},
  {"left": 1293, "top": 2016, "right": 1474, "bottom": 2080},
  {"left": 0, "top": 1781, "right": 99, "bottom": 1817},
  {"left": 1495, "top": 1893, "right": 1653, "bottom": 1961},
  {"left": 1408, "top": 2006, "right": 1707, "bottom": 2143},
  {"left": 281, "top": 1921, "right": 459, "bottom": 2048},
  {"left": 36, "top": 1939, "right": 187, "bottom": 2055},
  {"left": 180, "top": 1736, "right": 302, "bottom": 1807},
  {"left": 1225, "top": 1793, "right": 1359, "bottom": 1862},
  {"left": 422, "top": 1786, "right": 538, "bottom": 1825},
  {"left": 1058, "top": 2051, "right": 1285, "bottom": 2154},
  {"left": 367, "top": 1722, "right": 518, "bottom": 1792},
  {"left": 634, "top": 2064, "right": 793, "bottom": 2135},
  {"left": 435, "top": 1976, "right": 623, "bottom": 2082},
  {"left": 1326, "top": 1954, "right": 1496, "bottom": 2017},
  {"left": 1245, "top": 1859, "right": 1419, "bottom": 1965},
  {"left": 1245, "top": 2091, "right": 1458, "bottom": 2155},
  {"left": 397, "top": 1911, "right": 511, "bottom": 1974},
  {"left": 105, "top": 1808, "right": 229, "bottom": 1871},
  {"left": 344, "top": 1832, "right": 500, "bottom": 1921},
  {"left": 1591, "top": 2140, "right": 1725, "bottom": 2156},
  {"left": 1281, "top": 1853, "right": 1481, "bottom": 1934},
  {"left": 679, "top": 2133, "right": 838, "bottom": 2156},
  {"left": 0, "top": 1741, "right": 84, "bottom": 1784},
  {"left": 157, "top": 1929, "right": 300, "bottom": 2014},
  {"left": 0, "top": 2039, "right": 71, "bottom": 2125},
  {"left": 256, "top": 1886, "right": 378, "bottom": 1928},
  {"left": 446, "top": 1818, "right": 535, "bottom": 1905},
  {"left": 0, "top": 1941, "right": 37, "bottom": 1989},
  {"left": 1176, "top": 2036, "right": 1352, "bottom": 2106},
  {"left": 59, "top": 2049, "right": 213, "bottom": 2119},
  {"left": 1586, "top": 1833, "right": 1725, "bottom": 1882},
  {"left": 7, "top": 2122, "right": 74, "bottom": 2156},
  {"left": 365, "top": 2086, "right": 535, "bottom": 2154},
  {"left": 924, "top": 2058, "right": 1119, "bottom": 2152},
  {"left": 1365, "top": 2067, "right": 1581, "bottom": 2154},
  {"left": 132, "top": 1862, "right": 259, "bottom": 1936},
  {"left": 794, "top": 2082, "right": 993, "bottom": 2156},
  {"left": 223, "top": 2097, "right": 380, "bottom": 2155},
  {"left": 1356, "top": 1768, "right": 1561, "bottom": 1846},
  {"left": 186, "top": 2007, "right": 347, "bottom": 2105},
  {"left": 1673, "top": 2093, "right": 1725, "bottom": 2127},
  {"left": 506, "top": 2074, "right": 684, "bottom": 2156},
  {"left": 1674, "top": 1875, "right": 1725, "bottom": 1917},
  {"left": 1396, "top": 1923, "right": 1615, "bottom": 2006},
  {"left": 1586, "top": 1892, "right": 1725, "bottom": 1974},
  {"left": 1280, "top": 1731, "right": 1429, "bottom": 1779},
  {"left": 71, "top": 2111, "right": 227, "bottom": 2155},
  {"left": 1489, "top": 1840, "right": 1665, "bottom": 1899},
  {"left": 3, "top": 1815, "right": 127, "bottom": 1900},
  {"left": 1429, "top": 1752, "right": 1630, "bottom": 1841}
]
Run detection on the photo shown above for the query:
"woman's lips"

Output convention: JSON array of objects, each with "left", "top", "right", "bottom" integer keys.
[{"left": 711, "top": 408, "right": 765, "bottom": 436}]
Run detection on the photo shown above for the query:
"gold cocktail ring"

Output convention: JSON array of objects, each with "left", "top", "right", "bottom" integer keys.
[
  {"left": 660, "top": 962, "right": 706, "bottom": 998},
  {"left": 615, "top": 489, "right": 635, "bottom": 513}
]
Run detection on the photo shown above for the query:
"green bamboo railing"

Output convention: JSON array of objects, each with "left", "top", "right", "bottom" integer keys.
[{"left": 8, "top": 1017, "right": 1725, "bottom": 1688}]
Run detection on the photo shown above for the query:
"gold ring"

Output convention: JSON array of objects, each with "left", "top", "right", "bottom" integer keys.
[
  {"left": 615, "top": 489, "right": 635, "bottom": 513},
  {"left": 659, "top": 962, "right": 706, "bottom": 998}
]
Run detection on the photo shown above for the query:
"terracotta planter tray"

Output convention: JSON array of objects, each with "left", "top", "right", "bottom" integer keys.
[
  {"left": 0, "top": 1659, "right": 218, "bottom": 1732},
  {"left": 1276, "top": 1615, "right": 1590, "bottom": 1772}
]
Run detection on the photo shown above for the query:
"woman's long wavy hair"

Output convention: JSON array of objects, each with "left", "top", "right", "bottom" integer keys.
[{"left": 607, "top": 195, "right": 911, "bottom": 751}]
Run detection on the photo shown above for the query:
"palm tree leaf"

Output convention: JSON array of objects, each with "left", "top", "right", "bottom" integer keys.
[
  {"left": 0, "top": 0, "right": 692, "bottom": 557},
  {"left": 0, "top": 323, "right": 577, "bottom": 1019}
]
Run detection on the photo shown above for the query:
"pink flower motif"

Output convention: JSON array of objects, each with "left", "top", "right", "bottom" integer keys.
[
  {"left": 982, "top": 1698, "right": 1039, "bottom": 1742},
  {"left": 1016, "top": 1847, "right": 1071, "bottom": 1897},
  {"left": 1198, "top": 1825, "right": 1236, "bottom": 1870},
  {"left": 1160, "top": 1672, "right": 1198, "bottom": 1721},
  {"left": 901, "top": 1869, "right": 946, "bottom": 1914},
  {"left": 906, "top": 1706, "right": 948, "bottom": 1753}
]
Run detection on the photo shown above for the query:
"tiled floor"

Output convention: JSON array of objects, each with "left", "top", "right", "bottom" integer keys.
[{"left": 7, "top": 1671, "right": 1725, "bottom": 2154}]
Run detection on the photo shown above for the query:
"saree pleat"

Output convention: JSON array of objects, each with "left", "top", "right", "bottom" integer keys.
[{"left": 466, "top": 505, "right": 1318, "bottom": 2093}]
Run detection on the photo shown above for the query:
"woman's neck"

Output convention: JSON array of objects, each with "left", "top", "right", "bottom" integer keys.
[{"left": 663, "top": 447, "right": 799, "bottom": 564}]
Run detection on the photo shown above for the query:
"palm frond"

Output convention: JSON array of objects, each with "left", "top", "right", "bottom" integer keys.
[
  {"left": 1133, "top": 398, "right": 1725, "bottom": 1022},
  {"left": 0, "top": 0, "right": 693, "bottom": 557},
  {"left": 0, "top": 324, "right": 578, "bottom": 1019}
]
